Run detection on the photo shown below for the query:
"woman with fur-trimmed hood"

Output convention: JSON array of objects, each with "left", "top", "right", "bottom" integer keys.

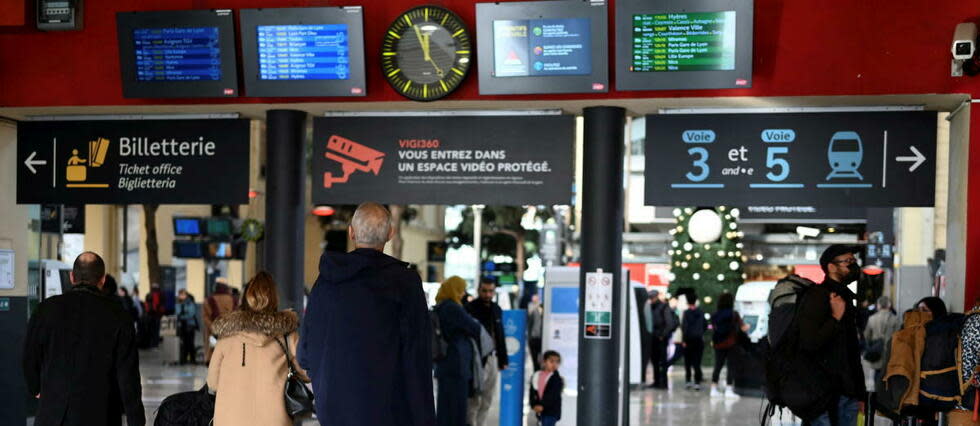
[{"left": 207, "top": 271, "right": 309, "bottom": 426}]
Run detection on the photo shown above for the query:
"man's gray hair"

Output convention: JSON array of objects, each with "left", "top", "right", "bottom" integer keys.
[
  {"left": 877, "top": 295, "right": 892, "bottom": 310},
  {"left": 351, "top": 202, "right": 392, "bottom": 247}
]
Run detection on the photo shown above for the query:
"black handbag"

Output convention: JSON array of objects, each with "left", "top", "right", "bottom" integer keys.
[{"left": 275, "top": 333, "right": 315, "bottom": 419}]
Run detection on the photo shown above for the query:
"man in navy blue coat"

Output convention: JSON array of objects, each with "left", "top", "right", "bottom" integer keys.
[{"left": 298, "top": 202, "right": 435, "bottom": 426}]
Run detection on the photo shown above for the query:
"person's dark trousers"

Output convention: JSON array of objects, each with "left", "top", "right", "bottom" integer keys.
[
  {"left": 529, "top": 337, "right": 543, "bottom": 372},
  {"left": 684, "top": 339, "right": 705, "bottom": 384},
  {"left": 712, "top": 347, "right": 732, "bottom": 384},
  {"left": 178, "top": 325, "right": 196, "bottom": 364},
  {"left": 436, "top": 376, "right": 468, "bottom": 426},
  {"left": 652, "top": 337, "right": 669, "bottom": 388},
  {"left": 150, "top": 316, "right": 162, "bottom": 347},
  {"left": 540, "top": 415, "right": 559, "bottom": 426}
]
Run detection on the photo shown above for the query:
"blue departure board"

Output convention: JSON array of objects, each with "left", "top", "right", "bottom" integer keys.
[
  {"left": 257, "top": 24, "right": 350, "bottom": 80},
  {"left": 133, "top": 27, "right": 222, "bottom": 81}
]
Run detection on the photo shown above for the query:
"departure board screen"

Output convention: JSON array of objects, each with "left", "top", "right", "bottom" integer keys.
[
  {"left": 257, "top": 24, "right": 350, "bottom": 80},
  {"left": 492, "top": 18, "right": 591, "bottom": 77},
  {"left": 632, "top": 11, "right": 736, "bottom": 72},
  {"left": 133, "top": 27, "right": 222, "bottom": 81}
]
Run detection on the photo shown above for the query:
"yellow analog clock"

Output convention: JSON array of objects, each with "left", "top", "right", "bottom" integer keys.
[{"left": 381, "top": 6, "right": 472, "bottom": 101}]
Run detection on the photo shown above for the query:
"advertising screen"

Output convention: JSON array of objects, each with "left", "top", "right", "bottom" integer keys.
[
  {"left": 631, "top": 11, "right": 736, "bottom": 72},
  {"left": 492, "top": 18, "right": 591, "bottom": 77},
  {"left": 257, "top": 24, "right": 350, "bottom": 80},
  {"left": 476, "top": 0, "right": 608, "bottom": 95}
]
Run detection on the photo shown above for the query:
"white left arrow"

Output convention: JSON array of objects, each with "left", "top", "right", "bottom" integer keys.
[
  {"left": 24, "top": 151, "right": 47, "bottom": 174},
  {"left": 896, "top": 145, "right": 926, "bottom": 172}
]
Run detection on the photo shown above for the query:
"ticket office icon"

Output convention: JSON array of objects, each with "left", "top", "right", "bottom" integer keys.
[{"left": 66, "top": 137, "right": 110, "bottom": 188}]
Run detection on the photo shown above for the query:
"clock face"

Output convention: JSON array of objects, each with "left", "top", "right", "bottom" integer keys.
[{"left": 381, "top": 6, "right": 471, "bottom": 101}]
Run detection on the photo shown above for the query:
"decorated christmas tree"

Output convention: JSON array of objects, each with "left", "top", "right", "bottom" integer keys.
[{"left": 667, "top": 206, "right": 745, "bottom": 313}]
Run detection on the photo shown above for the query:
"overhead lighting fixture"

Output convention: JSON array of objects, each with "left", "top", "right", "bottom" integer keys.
[{"left": 312, "top": 205, "right": 336, "bottom": 217}]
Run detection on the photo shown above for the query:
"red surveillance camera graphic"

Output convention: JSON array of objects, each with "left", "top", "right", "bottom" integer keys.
[{"left": 323, "top": 135, "right": 385, "bottom": 188}]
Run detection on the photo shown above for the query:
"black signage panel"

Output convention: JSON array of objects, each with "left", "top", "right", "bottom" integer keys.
[
  {"left": 17, "top": 119, "right": 250, "bottom": 204},
  {"left": 41, "top": 205, "right": 86, "bottom": 233},
  {"left": 312, "top": 116, "right": 574, "bottom": 205},
  {"left": 644, "top": 112, "right": 937, "bottom": 207}
]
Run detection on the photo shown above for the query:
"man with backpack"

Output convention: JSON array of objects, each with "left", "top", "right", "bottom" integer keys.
[
  {"left": 647, "top": 290, "right": 678, "bottom": 389},
  {"left": 797, "top": 244, "right": 866, "bottom": 426}
]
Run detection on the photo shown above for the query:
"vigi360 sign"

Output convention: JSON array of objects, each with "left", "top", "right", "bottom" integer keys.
[
  {"left": 645, "top": 112, "right": 937, "bottom": 207},
  {"left": 17, "top": 119, "right": 250, "bottom": 204}
]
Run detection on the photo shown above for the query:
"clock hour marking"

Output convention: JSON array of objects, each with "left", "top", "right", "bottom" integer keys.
[
  {"left": 452, "top": 28, "right": 464, "bottom": 38},
  {"left": 383, "top": 52, "right": 397, "bottom": 56},
  {"left": 403, "top": 15, "right": 412, "bottom": 26},
  {"left": 439, "top": 80, "right": 448, "bottom": 91},
  {"left": 402, "top": 80, "right": 412, "bottom": 92},
  {"left": 387, "top": 68, "right": 401, "bottom": 77},
  {"left": 455, "top": 50, "right": 470, "bottom": 54},
  {"left": 451, "top": 67, "right": 464, "bottom": 76},
  {"left": 423, "top": 84, "right": 428, "bottom": 98},
  {"left": 388, "top": 31, "right": 401, "bottom": 39}
]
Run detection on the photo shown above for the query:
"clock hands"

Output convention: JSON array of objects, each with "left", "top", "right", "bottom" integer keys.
[{"left": 412, "top": 24, "right": 444, "bottom": 77}]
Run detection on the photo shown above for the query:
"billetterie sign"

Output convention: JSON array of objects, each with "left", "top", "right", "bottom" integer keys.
[
  {"left": 17, "top": 119, "right": 250, "bottom": 204},
  {"left": 312, "top": 115, "right": 574, "bottom": 205}
]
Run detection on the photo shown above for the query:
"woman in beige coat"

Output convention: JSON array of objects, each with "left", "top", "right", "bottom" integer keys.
[{"left": 207, "top": 271, "right": 309, "bottom": 426}]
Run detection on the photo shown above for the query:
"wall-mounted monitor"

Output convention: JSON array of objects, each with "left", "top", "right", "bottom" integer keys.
[
  {"left": 476, "top": 0, "right": 608, "bottom": 95},
  {"left": 173, "top": 217, "right": 203, "bottom": 236},
  {"left": 615, "top": 0, "right": 753, "bottom": 90},
  {"left": 206, "top": 241, "right": 234, "bottom": 259},
  {"left": 173, "top": 241, "right": 204, "bottom": 258},
  {"left": 117, "top": 10, "right": 239, "bottom": 98},
  {"left": 205, "top": 218, "right": 232, "bottom": 237},
  {"left": 240, "top": 7, "right": 366, "bottom": 97}
]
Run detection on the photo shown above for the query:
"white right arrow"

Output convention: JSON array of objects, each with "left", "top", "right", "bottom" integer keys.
[
  {"left": 896, "top": 145, "right": 926, "bottom": 172},
  {"left": 24, "top": 151, "right": 47, "bottom": 174}
]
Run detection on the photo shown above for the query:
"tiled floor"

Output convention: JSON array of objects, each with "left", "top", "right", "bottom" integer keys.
[{"left": 33, "top": 347, "right": 893, "bottom": 425}]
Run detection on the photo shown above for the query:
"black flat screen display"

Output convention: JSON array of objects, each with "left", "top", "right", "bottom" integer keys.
[
  {"left": 615, "top": 0, "right": 752, "bottom": 90},
  {"left": 117, "top": 10, "right": 239, "bottom": 98},
  {"left": 476, "top": 0, "right": 608, "bottom": 95},
  {"left": 240, "top": 7, "right": 366, "bottom": 97}
]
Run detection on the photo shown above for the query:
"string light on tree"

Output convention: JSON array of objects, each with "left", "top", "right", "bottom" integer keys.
[{"left": 667, "top": 206, "right": 744, "bottom": 313}]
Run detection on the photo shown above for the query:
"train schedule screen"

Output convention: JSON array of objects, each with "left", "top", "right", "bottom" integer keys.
[
  {"left": 631, "top": 11, "right": 736, "bottom": 72},
  {"left": 133, "top": 27, "right": 222, "bottom": 81},
  {"left": 257, "top": 24, "right": 350, "bottom": 80}
]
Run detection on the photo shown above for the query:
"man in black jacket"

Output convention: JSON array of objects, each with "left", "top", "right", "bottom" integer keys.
[
  {"left": 23, "top": 252, "right": 145, "bottom": 426},
  {"left": 798, "top": 245, "right": 866, "bottom": 426},
  {"left": 466, "top": 277, "right": 509, "bottom": 426}
]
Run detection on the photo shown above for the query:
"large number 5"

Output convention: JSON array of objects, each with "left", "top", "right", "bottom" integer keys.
[
  {"left": 686, "top": 147, "right": 709, "bottom": 182},
  {"left": 765, "top": 146, "right": 790, "bottom": 182}
]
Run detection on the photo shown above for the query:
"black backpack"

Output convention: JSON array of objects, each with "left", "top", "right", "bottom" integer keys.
[
  {"left": 918, "top": 313, "right": 967, "bottom": 412},
  {"left": 430, "top": 309, "right": 449, "bottom": 362},
  {"left": 153, "top": 386, "right": 215, "bottom": 426},
  {"left": 762, "top": 275, "right": 834, "bottom": 422}
]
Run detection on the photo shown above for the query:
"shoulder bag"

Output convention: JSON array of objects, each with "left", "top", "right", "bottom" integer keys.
[{"left": 276, "top": 333, "right": 315, "bottom": 419}]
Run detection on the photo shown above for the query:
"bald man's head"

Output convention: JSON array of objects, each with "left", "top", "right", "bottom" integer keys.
[
  {"left": 349, "top": 202, "right": 393, "bottom": 250},
  {"left": 72, "top": 251, "right": 106, "bottom": 288}
]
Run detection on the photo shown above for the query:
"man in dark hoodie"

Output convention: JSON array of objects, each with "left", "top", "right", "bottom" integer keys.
[
  {"left": 298, "top": 202, "right": 435, "bottom": 426},
  {"left": 798, "top": 244, "right": 866, "bottom": 426}
]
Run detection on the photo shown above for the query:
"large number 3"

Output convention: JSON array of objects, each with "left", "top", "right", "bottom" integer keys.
[
  {"left": 685, "top": 147, "right": 709, "bottom": 182},
  {"left": 766, "top": 146, "right": 790, "bottom": 182}
]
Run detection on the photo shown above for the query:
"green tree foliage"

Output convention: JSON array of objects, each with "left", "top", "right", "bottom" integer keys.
[{"left": 667, "top": 206, "right": 744, "bottom": 313}]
